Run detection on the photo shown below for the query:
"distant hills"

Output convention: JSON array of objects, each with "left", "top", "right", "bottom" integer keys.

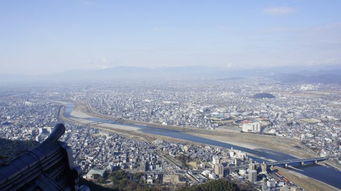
[
  {"left": 1, "top": 64, "right": 341, "bottom": 85},
  {"left": 259, "top": 64, "right": 341, "bottom": 84}
]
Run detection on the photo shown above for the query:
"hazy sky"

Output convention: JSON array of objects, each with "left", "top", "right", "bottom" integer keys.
[{"left": 1, "top": 0, "right": 341, "bottom": 75}]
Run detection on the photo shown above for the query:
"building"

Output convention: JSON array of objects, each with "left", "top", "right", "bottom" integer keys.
[
  {"left": 241, "top": 121, "right": 261, "bottom": 133},
  {"left": 248, "top": 170, "right": 257, "bottom": 183},
  {"left": 85, "top": 168, "right": 106, "bottom": 180},
  {"left": 146, "top": 175, "right": 154, "bottom": 184},
  {"left": 163, "top": 174, "right": 181, "bottom": 184},
  {"left": 248, "top": 161, "right": 256, "bottom": 171},
  {"left": 260, "top": 162, "right": 267, "bottom": 174},
  {"left": 248, "top": 161, "right": 257, "bottom": 183},
  {"left": 212, "top": 155, "right": 221, "bottom": 165},
  {"left": 214, "top": 164, "right": 224, "bottom": 178}
]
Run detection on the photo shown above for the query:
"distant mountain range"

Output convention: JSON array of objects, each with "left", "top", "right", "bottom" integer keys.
[
  {"left": 1, "top": 64, "right": 341, "bottom": 85},
  {"left": 270, "top": 65, "right": 341, "bottom": 84}
]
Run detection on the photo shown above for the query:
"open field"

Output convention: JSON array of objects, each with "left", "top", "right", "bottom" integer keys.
[{"left": 188, "top": 131, "right": 315, "bottom": 159}]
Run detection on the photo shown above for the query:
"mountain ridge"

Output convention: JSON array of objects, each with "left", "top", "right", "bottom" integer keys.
[{"left": 1, "top": 64, "right": 340, "bottom": 84}]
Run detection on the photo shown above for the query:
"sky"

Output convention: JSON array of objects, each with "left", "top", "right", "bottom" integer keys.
[{"left": 0, "top": 0, "right": 341, "bottom": 75}]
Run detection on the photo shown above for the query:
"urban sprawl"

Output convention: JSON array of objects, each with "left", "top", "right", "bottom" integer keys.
[{"left": 0, "top": 79, "right": 340, "bottom": 190}]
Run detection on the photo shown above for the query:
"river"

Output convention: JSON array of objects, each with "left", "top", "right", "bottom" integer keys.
[{"left": 63, "top": 103, "right": 341, "bottom": 189}]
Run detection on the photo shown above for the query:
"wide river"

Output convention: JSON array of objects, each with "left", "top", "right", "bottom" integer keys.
[{"left": 64, "top": 103, "right": 341, "bottom": 189}]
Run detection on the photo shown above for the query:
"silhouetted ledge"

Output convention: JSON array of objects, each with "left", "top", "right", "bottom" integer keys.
[{"left": 0, "top": 138, "right": 38, "bottom": 166}]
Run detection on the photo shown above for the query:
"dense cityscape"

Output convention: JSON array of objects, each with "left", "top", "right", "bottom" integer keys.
[
  {"left": 76, "top": 80, "right": 341, "bottom": 158},
  {"left": 0, "top": 79, "right": 340, "bottom": 190}
]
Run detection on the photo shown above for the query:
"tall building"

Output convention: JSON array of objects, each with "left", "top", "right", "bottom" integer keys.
[
  {"left": 248, "top": 161, "right": 256, "bottom": 171},
  {"left": 248, "top": 170, "right": 257, "bottom": 183},
  {"left": 261, "top": 178, "right": 268, "bottom": 191},
  {"left": 212, "top": 155, "right": 221, "bottom": 165},
  {"left": 234, "top": 158, "right": 239, "bottom": 166},
  {"left": 248, "top": 161, "right": 257, "bottom": 183},
  {"left": 214, "top": 164, "right": 224, "bottom": 178},
  {"left": 261, "top": 162, "right": 268, "bottom": 174}
]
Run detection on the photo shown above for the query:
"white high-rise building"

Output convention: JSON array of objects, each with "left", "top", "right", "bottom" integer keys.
[
  {"left": 212, "top": 155, "right": 221, "bottom": 165},
  {"left": 241, "top": 121, "right": 261, "bottom": 133}
]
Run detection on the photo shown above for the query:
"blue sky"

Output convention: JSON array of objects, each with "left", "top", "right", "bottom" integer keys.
[{"left": 1, "top": 0, "right": 341, "bottom": 75}]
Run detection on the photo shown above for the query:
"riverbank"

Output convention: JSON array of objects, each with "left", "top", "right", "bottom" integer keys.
[
  {"left": 274, "top": 167, "right": 340, "bottom": 191},
  {"left": 188, "top": 132, "right": 314, "bottom": 159},
  {"left": 58, "top": 104, "right": 224, "bottom": 148}
]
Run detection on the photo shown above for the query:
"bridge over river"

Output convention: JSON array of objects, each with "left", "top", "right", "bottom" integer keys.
[
  {"left": 230, "top": 157, "right": 329, "bottom": 170},
  {"left": 267, "top": 157, "right": 328, "bottom": 168}
]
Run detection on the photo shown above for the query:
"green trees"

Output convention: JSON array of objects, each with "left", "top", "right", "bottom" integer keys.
[
  {"left": 83, "top": 170, "right": 250, "bottom": 191},
  {"left": 108, "top": 170, "right": 167, "bottom": 191}
]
